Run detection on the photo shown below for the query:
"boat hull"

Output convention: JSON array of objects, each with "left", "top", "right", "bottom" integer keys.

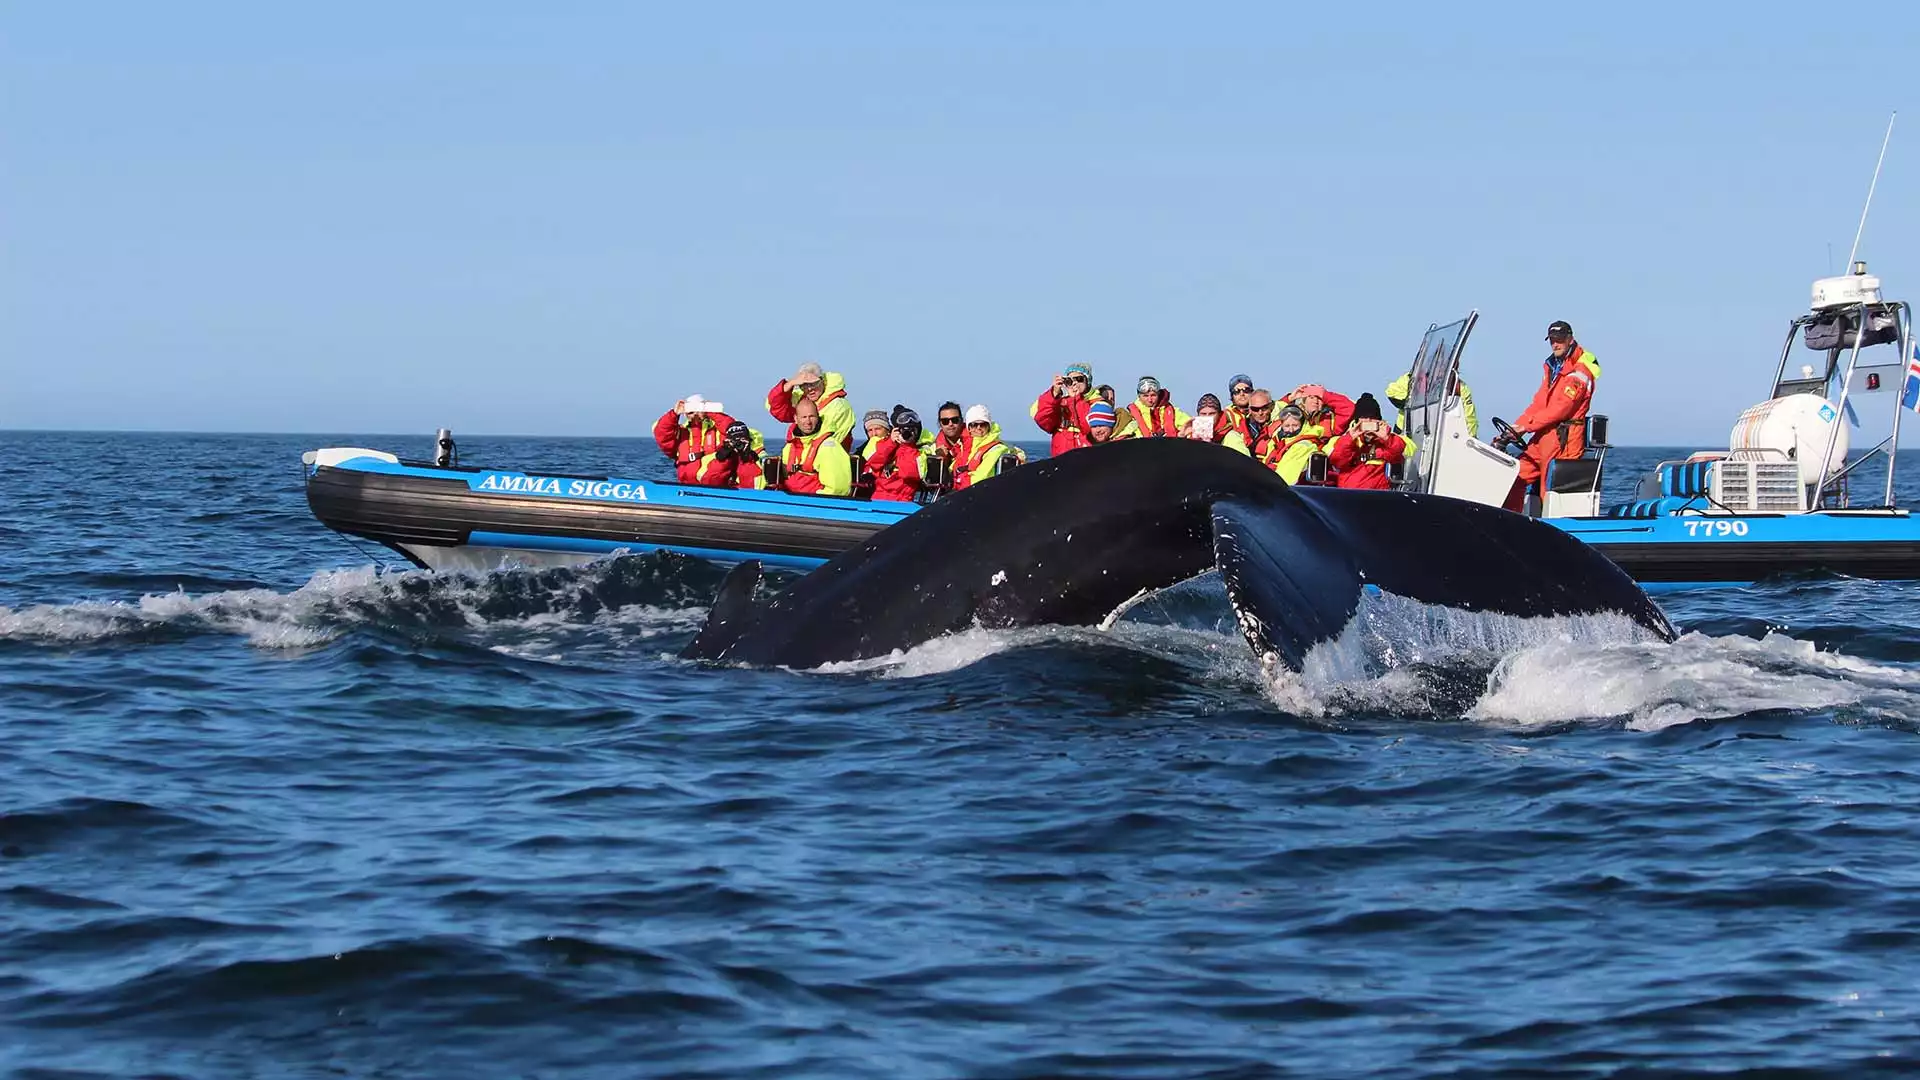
[
  {"left": 304, "top": 455, "right": 919, "bottom": 572},
  {"left": 303, "top": 451, "right": 1920, "bottom": 591},
  {"left": 1548, "top": 511, "right": 1920, "bottom": 588}
]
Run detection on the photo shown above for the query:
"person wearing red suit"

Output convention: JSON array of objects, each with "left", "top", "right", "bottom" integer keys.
[
  {"left": 652, "top": 395, "right": 736, "bottom": 484},
  {"left": 855, "top": 410, "right": 927, "bottom": 502},
  {"left": 1031, "top": 362, "right": 1098, "bottom": 455},
  {"left": 1287, "top": 383, "right": 1354, "bottom": 439},
  {"left": 1326, "top": 393, "right": 1407, "bottom": 490},
  {"left": 693, "top": 420, "right": 765, "bottom": 489},
  {"left": 1503, "top": 320, "right": 1601, "bottom": 513}
]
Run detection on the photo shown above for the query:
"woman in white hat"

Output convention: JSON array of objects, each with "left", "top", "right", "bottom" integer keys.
[{"left": 953, "top": 405, "right": 1023, "bottom": 490}]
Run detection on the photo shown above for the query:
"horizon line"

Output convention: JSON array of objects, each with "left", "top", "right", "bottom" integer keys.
[{"left": 0, "top": 426, "right": 1721, "bottom": 450}]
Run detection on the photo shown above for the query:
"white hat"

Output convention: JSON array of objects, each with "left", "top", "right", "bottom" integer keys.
[
  {"left": 964, "top": 404, "right": 992, "bottom": 425},
  {"left": 682, "top": 393, "right": 708, "bottom": 410},
  {"left": 791, "top": 361, "right": 824, "bottom": 385}
]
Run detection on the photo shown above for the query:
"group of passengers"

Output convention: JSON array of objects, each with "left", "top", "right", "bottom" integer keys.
[
  {"left": 651, "top": 319, "right": 1592, "bottom": 512},
  {"left": 651, "top": 362, "right": 1023, "bottom": 502},
  {"left": 651, "top": 343, "right": 1522, "bottom": 500},
  {"left": 1031, "top": 366, "right": 1429, "bottom": 490},
  {"left": 652, "top": 367, "right": 1428, "bottom": 501}
]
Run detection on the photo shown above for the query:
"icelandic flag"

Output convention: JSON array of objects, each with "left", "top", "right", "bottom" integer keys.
[{"left": 1906, "top": 343, "right": 1920, "bottom": 413}]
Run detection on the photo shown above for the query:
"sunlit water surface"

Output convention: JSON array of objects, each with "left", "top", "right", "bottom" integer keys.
[{"left": 5, "top": 432, "right": 1920, "bottom": 1078}]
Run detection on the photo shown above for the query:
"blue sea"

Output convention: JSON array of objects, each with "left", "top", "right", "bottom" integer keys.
[{"left": 6, "top": 430, "right": 1920, "bottom": 1079}]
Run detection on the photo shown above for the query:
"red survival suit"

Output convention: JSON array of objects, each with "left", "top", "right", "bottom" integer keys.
[
  {"left": 652, "top": 409, "right": 736, "bottom": 484},
  {"left": 1032, "top": 388, "right": 1096, "bottom": 455},
  {"left": 767, "top": 378, "right": 854, "bottom": 451},
  {"left": 694, "top": 447, "right": 763, "bottom": 490},
  {"left": 1295, "top": 389, "right": 1355, "bottom": 441},
  {"left": 860, "top": 438, "right": 925, "bottom": 502},
  {"left": 1327, "top": 426, "right": 1407, "bottom": 489},
  {"left": 1504, "top": 345, "right": 1601, "bottom": 512},
  {"left": 1124, "top": 392, "right": 1182, "bottom": 438}
]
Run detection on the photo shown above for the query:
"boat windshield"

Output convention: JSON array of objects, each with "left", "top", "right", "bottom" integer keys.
[{"left": 1400, "top": 313, "right": 1477, "bottom": 493}]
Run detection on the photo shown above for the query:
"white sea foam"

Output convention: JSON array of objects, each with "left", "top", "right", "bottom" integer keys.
[
  {"left": 787, "top": 579, "right": 1920, "bottom": 731},
  {"left": 1242, "top": 590, "right": 1661, "bottom": 718},
  {"left": 0, "top": 564, "right": 705, "bottom": 653},
  {"left": 0, "top": 567, "right": 383, "bottom": 648},
  {"left": 20, "top": 564, "right": 1910, "bottom": 733},
  {"left": 1471, "top": 630, "right": 1920, "bottom": 732},
  {"left": 1258, "top": 591, "right": 1920, "bottom": 730}
]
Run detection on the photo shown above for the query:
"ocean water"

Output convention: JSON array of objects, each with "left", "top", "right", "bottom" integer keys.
[{"left": 6, "top": 429, "right": 1920, "bottom": 1079}]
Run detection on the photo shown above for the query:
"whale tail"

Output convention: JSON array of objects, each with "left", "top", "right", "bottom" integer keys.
[
  {"left": 1212, "top": 487, "right": 1675, "bottom": 670},
  {"left": 677, "top": 440, "right": 1673, "bottom": 671}
]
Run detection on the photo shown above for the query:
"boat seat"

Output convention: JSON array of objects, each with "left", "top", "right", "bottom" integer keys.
[
  {"left": 1658, "top": 460, "right": 1716, "bottom": 497},
  {"left": 1605, "top": 496, "right": 1699, "bottom": 519},
  {"left": 1547, "top": 457, "right": 1601, "bottom": 494}
]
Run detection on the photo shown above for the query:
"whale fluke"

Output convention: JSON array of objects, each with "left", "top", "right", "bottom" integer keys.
[
  {"left": 1213, "top": 486, "right": 1674, "bottom": 670},
  {"left": 680, "top": 439, "right": 1674, "bottom": 670}
]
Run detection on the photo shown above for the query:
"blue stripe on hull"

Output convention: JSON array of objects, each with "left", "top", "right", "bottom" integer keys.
[
  {"left": 1548, "top": 511, "right": 1916, "bottom": 546},
  {"left": 327, "top": 455, "right": 920, "bottom": 529}
]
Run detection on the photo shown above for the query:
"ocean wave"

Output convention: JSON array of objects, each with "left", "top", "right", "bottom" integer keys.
[
  {"left": 9, "top": 933, "right": 745, "bottom": 1033},
  {"left": 1472, "top": 630, "right": 1920, "bottom": 732},
  {"left": 793, "top": 585, "right": 1920, "bottom": 733},
  {"left": 0, "top": 554, "right": 731, "bottom": 653}
]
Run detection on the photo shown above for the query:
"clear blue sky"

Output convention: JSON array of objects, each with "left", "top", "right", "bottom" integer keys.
[{"left": 4, "top": 2, "right": 1914, "bottom": 444}]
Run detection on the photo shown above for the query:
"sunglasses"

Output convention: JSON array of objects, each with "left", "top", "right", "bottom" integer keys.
[
  {"left": 1231, "top": 385, "right": 1252, "bottom": 395},
  {"left": 966, "top": 421, "right": 990, "bottom": 429},
  {"left": 1249, "top": 405, "right": 1273, "bottom": 415},
  {"left": 1548, "top": 332, "right": 1571, "bottom": 343},
  {"left": 1064, "top": 374, "right": 1088, "bottom": 384},
  {"left": 939, "top": 416, "right": 963, "bottom": 425}
]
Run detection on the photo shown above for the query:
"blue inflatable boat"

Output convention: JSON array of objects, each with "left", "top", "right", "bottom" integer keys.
[
  {"left": 302, "top": 445, "right": 919, "bottom": 573},
  {"left": 1395, "top": 264, "right": 1920, "bottom": 589}
]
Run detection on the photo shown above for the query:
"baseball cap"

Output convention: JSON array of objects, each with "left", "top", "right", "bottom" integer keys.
[{"left": 1545, "top": 320, "right": 1573, "bottom": 341}]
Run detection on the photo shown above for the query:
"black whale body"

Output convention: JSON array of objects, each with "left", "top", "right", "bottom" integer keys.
[{"left": 681, "top": 438, "right": 1675, "bottom": 670}]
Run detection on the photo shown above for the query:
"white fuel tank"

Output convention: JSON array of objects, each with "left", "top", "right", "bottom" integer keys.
[{"left": 1728, "top": 393, "right": 1849, "bottom": 486}]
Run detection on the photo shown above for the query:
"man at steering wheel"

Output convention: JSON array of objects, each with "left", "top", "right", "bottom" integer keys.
[{"left": 1499, "top": 320, "right": 1601, "bottom": 513}]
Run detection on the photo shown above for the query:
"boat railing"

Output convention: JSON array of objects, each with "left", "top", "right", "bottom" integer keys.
[
  {"left": 1820, "top": 432, "right": 1899, "bottom": 508},
  {"left": 1783, "top": 296, "right": 1915, "bottom": 510}
]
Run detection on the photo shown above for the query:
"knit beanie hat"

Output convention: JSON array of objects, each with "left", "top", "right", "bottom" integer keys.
[
  {"left": 1196, "top": 393, "right": 1222, "bottom": 413},
  {"left": 1087, "top": 401, "right": 1117, "bottom": 429},
  {"left": 890, "top": 405, "right": 922, "bottom": 443},
  {"left": 1352, "top": 392, "right": 1382, "bottom": 422},
  {"left": 862, "top": 409, "right": 891, "bottom": 430}
]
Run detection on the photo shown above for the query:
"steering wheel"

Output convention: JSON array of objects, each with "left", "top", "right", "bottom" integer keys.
[{"left": 1490, "top": 417, "right": 1526, "bottom": 450}]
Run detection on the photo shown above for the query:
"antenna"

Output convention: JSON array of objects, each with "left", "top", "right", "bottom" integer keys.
[{"left": 1846, "top": 112, "right": 1897, "bottom": 270}]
